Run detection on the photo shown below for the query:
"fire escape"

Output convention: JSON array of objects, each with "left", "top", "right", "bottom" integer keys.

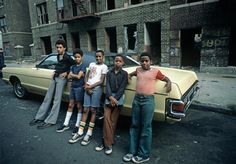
[{"left": 58, "top": 0, "right": 100, "bottom": 23}]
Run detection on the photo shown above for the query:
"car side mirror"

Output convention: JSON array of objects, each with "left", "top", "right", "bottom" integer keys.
[
  {"left": 35, "top": 64, "right": 39, "bottom": 68},
  {"left": 3, "top": 64, "right": 6, "bottom": 68}
]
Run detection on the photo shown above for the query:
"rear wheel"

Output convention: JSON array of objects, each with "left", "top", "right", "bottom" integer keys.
[{"left": 13, "top": 80, "right": 28, "bottom": 99}]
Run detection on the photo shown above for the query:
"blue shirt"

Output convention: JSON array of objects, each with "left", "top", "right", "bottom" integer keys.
[{"left": 70, "top": 63, "right": 86, "bottom": 88}]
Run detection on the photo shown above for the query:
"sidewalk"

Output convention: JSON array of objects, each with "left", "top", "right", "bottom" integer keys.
[{"left": 191, "top": 72, "right": 236, "bottom": 115}]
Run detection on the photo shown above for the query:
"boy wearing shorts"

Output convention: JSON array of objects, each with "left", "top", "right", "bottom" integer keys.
[{"left": 69, "top": 50, "right": 108, "bottom": 145}]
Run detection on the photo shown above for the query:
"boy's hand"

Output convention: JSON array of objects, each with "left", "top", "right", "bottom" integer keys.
[
  {"left": 109, "top": 96, "right": 118, "bottom": 107},
  {"left": 68, "top": 73, "right": 72, "bottom": 79},
  {"left": 59, "top": 72, "right": 67, "bottom": 79}
]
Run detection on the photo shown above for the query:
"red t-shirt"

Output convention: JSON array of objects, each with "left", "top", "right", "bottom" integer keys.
[{"left": 136, "top": 67, "right": 165, "bottom": 95}]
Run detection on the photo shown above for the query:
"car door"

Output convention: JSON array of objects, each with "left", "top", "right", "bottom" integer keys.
[{"left": 25, "top": 55, "right": 57, "bottom": 95}]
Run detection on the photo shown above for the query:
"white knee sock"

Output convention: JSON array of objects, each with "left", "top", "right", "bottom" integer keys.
[
  {"left": 75, "top": 113, "right": 82, "bottom": 127},
  {"left": 86, "top": 122, "right": 95, "bottom": 136},
  {"left": 63, "top": 111, "right": 72, "bottom": 126}
]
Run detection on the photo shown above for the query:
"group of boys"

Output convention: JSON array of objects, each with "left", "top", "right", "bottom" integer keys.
[{"left": 29, "top": 39, "right": 171, "bottom": 163}]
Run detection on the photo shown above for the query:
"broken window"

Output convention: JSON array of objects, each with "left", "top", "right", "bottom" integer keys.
[
  {"left": 72, "top": 0, "right": 78, "bottom": 16},
  {"left": 0, "top": 16, "right": 7, "bottom": 33},
  {"left": 105, "top": 27, "right": 117, "bottom": 52},
  {"left": 88, "top": 30, "right": 97, "bottom": 51},
  {"left": 57, "top": 0, "right": 64, "bottom": 19},
  {"left": 107, "top": 0, "right": 115, "bottom": 10},
  {"left": 124, "top": 24, "right": 137, "bottom": 52},
  {"left": 36, "top": 2, "right": 49, "bottom": 25},
  {"left": 40, "top": 36, "right": 52, "bottom": 55}
]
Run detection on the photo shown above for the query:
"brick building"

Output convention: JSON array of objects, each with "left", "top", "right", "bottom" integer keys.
[
  {"left": 170, "top": 0, "right": 236, "bottom": 72},
  {"left": 28, "top": 0, "right": 170, "bottom": 64},
  {"left": 28, "top": 0, "right": 235, "bottom": 71},
  {"left": 0, "top": 0, "right": 32, "bottom": 59}
]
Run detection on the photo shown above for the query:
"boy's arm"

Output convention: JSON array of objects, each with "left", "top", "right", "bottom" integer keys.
[
  {"left": 71, "top": 71, "right": 84, "bottom": 79},
  {"left": 114, "top": 71, "right": 128, "bottom": 100},
  {"left": 89, "top": 74, "right": 106, "bottom": 88},
  {"left": 128, "top": 69, "right": 137, "bottom": 83},
  {"left": 106, "top": 73, "right": 112, "bottom": 99},
  {"left": 84, "top": 69, "right": 90, "bottom": 84},
  {"left": 162, "top": 76, "right": 172, "bottom": 93}
]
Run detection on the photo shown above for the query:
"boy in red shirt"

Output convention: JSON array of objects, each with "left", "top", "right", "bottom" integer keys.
[{"left": 123, "top": 52, "right": 171, "bottom": 163}]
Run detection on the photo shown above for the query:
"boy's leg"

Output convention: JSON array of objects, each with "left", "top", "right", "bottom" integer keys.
[
  {"left": 129, "top": 95, "right": 142, "bottom": 155},
  {"left": 44, "top": 77, "right": 67, "bottom": 124},
  {"left": 103, "top": 106, "right": 112, "bottom": 147},
  {"left": 110, "top": 106, "right": 121, "bottom": 144},
  {"left": 137, "top": 96, "right": 155, "bottom": 159},
  {"left": 78, "top": 107, "right": 89, "bottom": 135},
  {"left": 103, "top": 106, "right": 121, "bottom": 147},
  {"left": 71, "top": 102, "right": 83, "bottom": 135},
  {"left": 63, "top": 101, "right": 74, "bottom": 126},
  {"left": 75, "top": 102, "right": 83, "bottom": 127},
  {"left": 35, "top": 79, "right": 56, "bottom": 121}
]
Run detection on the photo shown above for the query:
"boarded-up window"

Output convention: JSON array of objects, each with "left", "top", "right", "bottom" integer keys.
[{"left": 36, "top": 2, "right": 49, "bottom": 25}]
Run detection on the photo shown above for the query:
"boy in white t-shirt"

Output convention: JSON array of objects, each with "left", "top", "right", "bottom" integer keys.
[{"left": 69, "top": 50, "right": 108, "bottom": 145}]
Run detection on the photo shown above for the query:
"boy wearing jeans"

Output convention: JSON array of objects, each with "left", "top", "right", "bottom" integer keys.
[
  {"left": 123, "top": 52, "right": 171, "bottom": 163},
  {"left": 69, "top": 50, "right": 108, "bottom": 145}
]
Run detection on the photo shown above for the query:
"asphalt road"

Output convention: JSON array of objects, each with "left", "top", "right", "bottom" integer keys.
[{"left": 0, "top": 79, "right": 236, "bottom": 164}]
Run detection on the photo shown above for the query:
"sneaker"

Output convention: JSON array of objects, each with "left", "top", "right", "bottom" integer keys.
[
  {"left": 68, "top": 133, "right": 84, "bottom": 144},
  {"left": 81, "top": 135, "right": 91, "bottom": 146},
  {"left": 56, "top": 124, "right": 69, "bottom": 133},
  {"left": 37, "top": 122, "right": 54, "bottom": 129},
  {"left": 29, "top": 119, "right": 43, "bottom": 126},
  {"left": 71, "top": 126, "right": 79, "bottom": 135},
  {"left": 95, "top": 143, "right": 104, "bottom": 151},
  {"left": 123, "top": 153, "right": 134, "bottom": 162},
  {"left": 105, "top": 146, "right": 112, "bottom": 155},
  {"left": 132, "top": 156, "right": 150, "bottom": 164}
]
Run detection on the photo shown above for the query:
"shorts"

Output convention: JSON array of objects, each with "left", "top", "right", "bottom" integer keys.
[
  {"left": 105, "top": 93, "right": 125, "bottom": 106},
  {"left": 69, "top": 87, "right": 84, "bottom": 102},
  {"left": 83, "top": 86, "right": 102, "bottom": 108}
]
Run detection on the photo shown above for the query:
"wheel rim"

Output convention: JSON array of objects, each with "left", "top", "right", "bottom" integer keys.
[{"left": 14, "top": 81, "right": 25, "bottom": 97}]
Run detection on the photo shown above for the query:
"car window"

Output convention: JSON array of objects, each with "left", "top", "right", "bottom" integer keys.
[
  {"left": 38, "top": 56, "right": 58, "bottom": 69},
  {"left": 104, "top": 56, "right": 139, "bottom": 68}
]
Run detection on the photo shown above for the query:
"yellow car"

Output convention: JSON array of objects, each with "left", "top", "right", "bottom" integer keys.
[{"left": 2, "top": 53, "right": 198, "bottom": 122}]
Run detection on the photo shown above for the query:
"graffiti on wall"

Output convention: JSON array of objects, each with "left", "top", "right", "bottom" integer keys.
[{"left": 202, "top": 38, "right": 228, "bottom": 48}]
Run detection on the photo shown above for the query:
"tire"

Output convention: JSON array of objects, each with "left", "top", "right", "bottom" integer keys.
[{"left": 13, "top": 80, "right": 28, "bottom": 99}]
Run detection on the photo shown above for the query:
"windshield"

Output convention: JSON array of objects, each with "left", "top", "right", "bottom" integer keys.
[{"left": 104, "top": 56, "right": 139, "bottom": 68}]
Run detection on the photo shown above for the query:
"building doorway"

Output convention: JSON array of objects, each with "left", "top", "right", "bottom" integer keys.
[
  {"left": 228, "top": 26, "right": 236, "bottom": 66},
  {"left": 87, "top": 30, "right": 97, "bottom": 51},
  {"left": 71, "top": 32, "right": 80, "bottom": 49},
  {"left": 40, "top": 36, "right": 52, "bottom": 55},
  {"left": 181, "top": 28, "right": 201, "bottom": 67},
  {"left": 144, "top": 22, "right": 161, "bottom": 64}
]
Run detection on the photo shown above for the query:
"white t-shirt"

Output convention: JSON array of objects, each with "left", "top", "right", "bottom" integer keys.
[{"left": 87, "top": 62, "right": 108, "bottom": 85}]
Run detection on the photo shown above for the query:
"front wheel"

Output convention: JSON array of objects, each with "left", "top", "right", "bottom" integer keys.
[{"left": 13, "top": 80, "right": 28, "bottom": 99}]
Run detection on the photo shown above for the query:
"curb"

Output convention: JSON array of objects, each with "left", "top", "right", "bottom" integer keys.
[{"left": 190, "top": 102, "right": 236, "bottom": 116}]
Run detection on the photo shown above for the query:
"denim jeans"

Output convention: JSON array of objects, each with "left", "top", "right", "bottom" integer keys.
[
  {"left": 129, "top": 94, "right": 155, "bottom": 158},
  {"left": 83, "top": 86, "right": 102, "bottom": 108}
]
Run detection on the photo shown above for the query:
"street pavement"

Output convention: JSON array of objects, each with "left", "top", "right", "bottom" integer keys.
[{"left": 191, "top": 72, "right": 236, "bottom": 115}]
